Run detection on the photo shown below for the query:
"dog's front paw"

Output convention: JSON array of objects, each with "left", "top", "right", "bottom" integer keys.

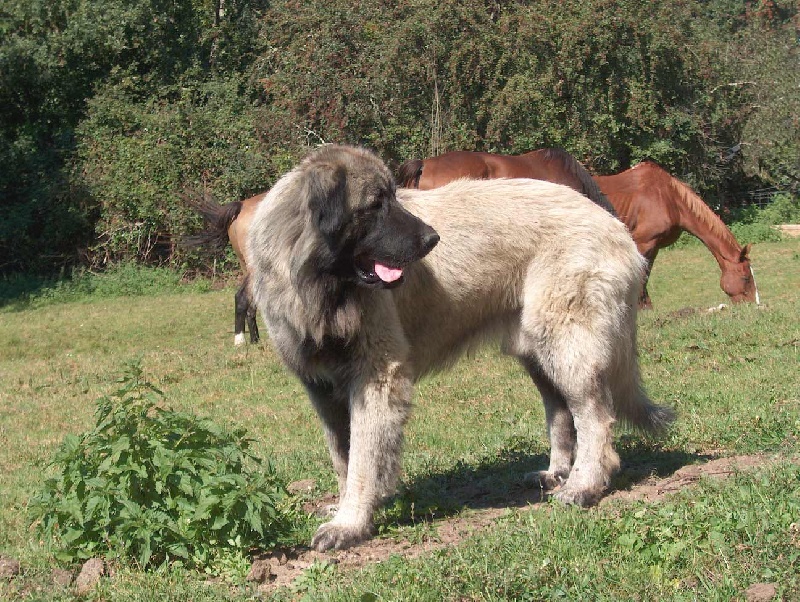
[
  {"left": 552, "top": 486, "right": 603, "bottom": 507},
  {"left": 311, "top": 521, "right": 372, "bottom": 551}
]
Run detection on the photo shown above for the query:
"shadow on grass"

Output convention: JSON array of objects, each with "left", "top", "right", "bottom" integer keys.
[
  {"left": 377, "top": 437, "right": 712, "bottom": 529},
  {"left": 0, "top": 272, "right": 60, "bottom": 310}
]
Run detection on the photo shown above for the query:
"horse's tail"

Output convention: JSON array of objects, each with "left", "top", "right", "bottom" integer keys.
[
  {"left": 538, "top": 148, "right": 618, "bottom": 217},
  {"left": 181, "top": 191, "right": 244, "bottom": 252},
  {"left": 396, "top": 159, "right": 424, "bottom": 188}
]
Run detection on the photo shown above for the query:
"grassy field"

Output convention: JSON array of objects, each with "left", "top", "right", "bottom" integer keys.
[{"left": 1, "top": 239, "right": 798, "bottom": 600}]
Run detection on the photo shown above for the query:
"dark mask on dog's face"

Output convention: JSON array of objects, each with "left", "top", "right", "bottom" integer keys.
[
  {"left": 349, "top": 194, "right": 439, "bottom": 288},
  {"left": 307, "top": 163, "right": 439, "bottom": 289}
]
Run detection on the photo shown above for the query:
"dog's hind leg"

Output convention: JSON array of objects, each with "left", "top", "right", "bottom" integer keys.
[
  {"left": 518, "top": 358, "right": 575, "bottom": 489},
  {"left": 553, "top": 374, "right": 619, "bottom": 506},
  {"left": 514, "top": 311, "right": 621, "bottom": 506}
]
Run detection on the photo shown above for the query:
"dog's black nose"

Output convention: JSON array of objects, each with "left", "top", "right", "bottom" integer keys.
[{"left": 421, "top": 228, "right": 440, "bottom": 253}]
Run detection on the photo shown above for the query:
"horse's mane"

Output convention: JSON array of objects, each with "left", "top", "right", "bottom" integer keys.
[
  {"left": 396, "top": 159, "right": 424, "bottom": 188},
  {"left": 535, "top": 148, "right": 617, "bottom": 216},
  {"left": 655, "top": 164, "right": 742, "bottom": 252}
]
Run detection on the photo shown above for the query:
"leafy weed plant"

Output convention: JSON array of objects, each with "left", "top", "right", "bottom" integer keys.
[{"left": 29, "top": 362, "right": 295, "bottom": 572}]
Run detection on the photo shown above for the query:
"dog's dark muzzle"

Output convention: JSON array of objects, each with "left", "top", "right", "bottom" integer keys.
[{"left": 353, "top": 206, "right": 440, "bottom": 288}]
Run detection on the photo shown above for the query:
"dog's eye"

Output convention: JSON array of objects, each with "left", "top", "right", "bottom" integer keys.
[{"left": 367, "top": 194, "right": 386, "bottom": 212}]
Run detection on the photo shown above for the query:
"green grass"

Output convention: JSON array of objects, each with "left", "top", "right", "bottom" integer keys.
[
  {"left": 0, "top": 262, "right": 219, "bottom": 311},
  {"left": 1, "top": 239, "right": 798, "bottom": 600}
]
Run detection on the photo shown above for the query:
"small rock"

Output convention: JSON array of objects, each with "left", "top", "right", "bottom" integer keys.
[
  {"left": 246, "top": 559, "right": 273, "bottom": 583},
  {"left": 0, "top": 555, "right": 21, "bottom": 579},
  {"left": 745, "top": 583, "right": 778, "bottom": 602},
  {"left": 287, "top": 479, "right": 317, "bottom": 495},
  {"left": 51, "top": 568, "right": 73, "bottom": 587},
  {"left": 74, "top": 558, "right": 105, "bottom": 595}
]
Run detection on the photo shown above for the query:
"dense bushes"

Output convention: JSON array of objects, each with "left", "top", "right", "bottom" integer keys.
[
  {"left": 76, "top": 75, "right": 272, "bottom": 266},
  {"left": 1, "top": 0, "right": 797, "bottom": 273},
  {"left": 257, "top": 0, "right": 741, "bottom": 176}
]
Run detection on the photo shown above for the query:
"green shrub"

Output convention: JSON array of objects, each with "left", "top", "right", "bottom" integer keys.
[
  {"left": 30, "top": 363, "right": 295, "bottom": 571},
  {"left": 729, "top": 222, "right": 784, "bottom": 245},
  {"left": 74, "top": 75, "right": 273, "bottom": 267},
  {"left": 725, "top": 193, "right": 800, "bottom": 244},
  {"left": 672, "top": 193, "right": 800, "bottom": 249},
  {"left": 757, "top": 194, "right": 800, "bottom": 225}
]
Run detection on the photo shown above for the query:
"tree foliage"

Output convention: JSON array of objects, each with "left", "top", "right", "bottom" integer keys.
[{"left": 1, "top": 0, "right": 797, "bottom": 273}]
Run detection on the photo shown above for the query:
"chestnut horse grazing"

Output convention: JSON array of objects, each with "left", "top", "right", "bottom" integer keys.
[
  {"left": 594, "top": 162, "right": 758, "bottom": 308},
  {"left": 397, "top": 148, "right": 616, "bottom": 216},
  {"left": 398, "top": 150, "right": 758, "bottom": 308},
  {"left": 183, "top": 191, "right": 266, "bottom": 345}
]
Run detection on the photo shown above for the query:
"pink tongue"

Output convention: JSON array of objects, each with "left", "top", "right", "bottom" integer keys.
[{"left": 374, "top": 262, "right": 403, "bottom": 283}]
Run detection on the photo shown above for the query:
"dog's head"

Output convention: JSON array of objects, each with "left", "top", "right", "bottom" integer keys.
[{"left": 298, "top": 145, "right": 440, "bottom": 289}]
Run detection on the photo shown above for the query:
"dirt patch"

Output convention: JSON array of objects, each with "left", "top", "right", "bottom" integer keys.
[
  {"left": 602, "top": 453, "right": 768, "bottom": 504},
  {"left": 776, "top": 224, "right": 800, "bottom": 238},
  {"left": 256, "top": 453, "right": 776, "bottom": 593}
]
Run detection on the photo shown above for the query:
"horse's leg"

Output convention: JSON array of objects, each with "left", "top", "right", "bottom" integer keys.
[
  {"left": 638, "top": 247, "right": 658, "bottom": 310},
  {"left": 246, "top": 293, "right": 259, "bottom": 344},
  {"left": 234, "top": 281, "right": 249, "bottom": 346}
]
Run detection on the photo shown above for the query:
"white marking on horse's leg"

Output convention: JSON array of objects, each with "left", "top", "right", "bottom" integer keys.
[
  {"left": 750, "top": 266, "right": 760, "bottom": 305},
  {"left": 234, "top": 332, "right": 246, "bottom": 346}
]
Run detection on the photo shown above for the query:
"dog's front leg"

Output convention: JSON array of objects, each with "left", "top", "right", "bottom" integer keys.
[
  {"left": 311, "top": 360, "right": 413, "bottom": 551},
  {"left": 304, "top": 380, "right": 351, "bottom": 499}
]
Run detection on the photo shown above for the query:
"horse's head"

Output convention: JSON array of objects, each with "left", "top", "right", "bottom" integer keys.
[{"left": 720, "top": 244, "right": 759, "bottom": 304}]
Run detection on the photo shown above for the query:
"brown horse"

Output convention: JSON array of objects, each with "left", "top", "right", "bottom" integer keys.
[
  {"left": 594, "top": 162, "right": 758, "bottom": 308},
  {"left": 397, "top": 148, "right": 617, "bottom": 216},
  {"left": 397, "top": 150, "right": 758, "bottom": 308},
  {"left": 183, "top": 191, "right": 266, "bottom": 345}
]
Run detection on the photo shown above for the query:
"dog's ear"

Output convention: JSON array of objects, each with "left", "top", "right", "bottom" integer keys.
[{"left": 307, "top": 163, "right": 348, "bottom": 241}]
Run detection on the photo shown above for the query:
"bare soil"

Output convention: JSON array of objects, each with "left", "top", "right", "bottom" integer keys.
[{"left": 776, "top": 224, "right": 800, "bottom": 237}]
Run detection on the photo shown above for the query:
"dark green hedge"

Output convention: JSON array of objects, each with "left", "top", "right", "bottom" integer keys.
[{"left": 1, "top": 0, "right": 797, "bottom": 273}]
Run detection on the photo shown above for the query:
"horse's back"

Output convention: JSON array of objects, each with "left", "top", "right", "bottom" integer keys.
[
  {"left": 594, "top": 162, "right": 681, "bottom": 244},
  {"left": 417, "top": 151, "right": 493, "bottom": 189},
  {"left": 416, "top": 148, "right": 615, "bottom": 215}
]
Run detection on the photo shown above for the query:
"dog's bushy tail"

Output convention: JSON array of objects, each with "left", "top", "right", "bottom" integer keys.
[
  {"left": 616, "top": 384, "right": 676, "bottom": 434},
  {"left": 612, "top": 314, "right": 676, "bottom": 434}
]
